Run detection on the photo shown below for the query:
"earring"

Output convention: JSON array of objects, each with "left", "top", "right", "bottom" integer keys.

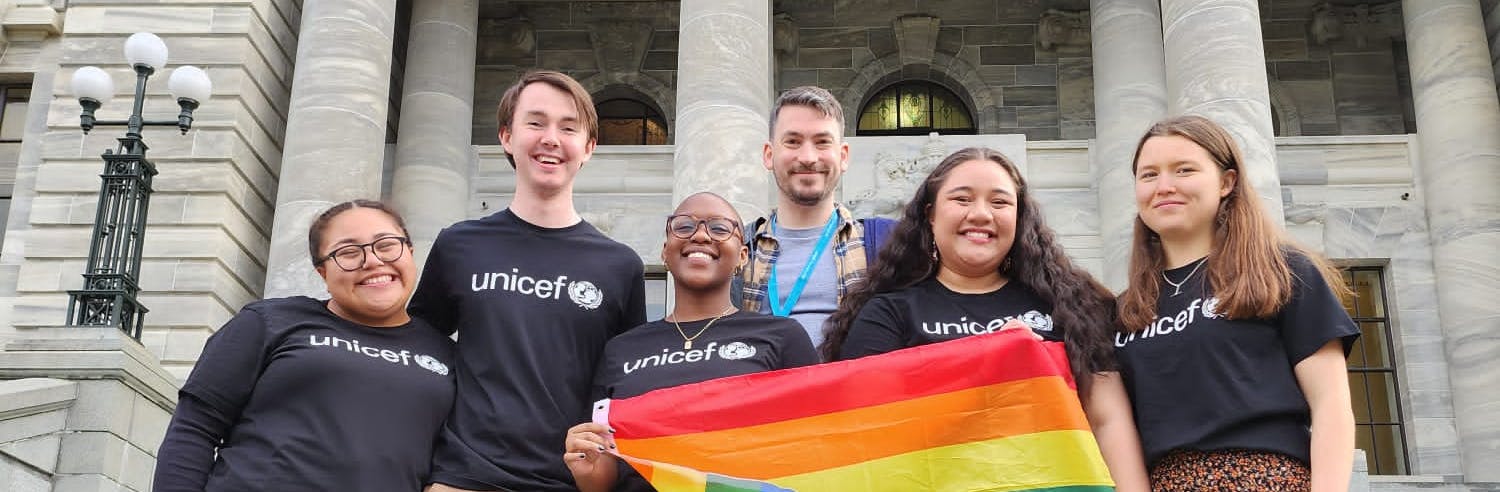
[
  {"left": 930, "top": 241, "right": 939, "bottom": 261},
  {"left": 1003, "top": 257, "right": 1013, "bottom": 273}
]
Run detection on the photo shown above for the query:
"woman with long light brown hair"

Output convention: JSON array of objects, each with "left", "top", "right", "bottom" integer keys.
[{"left": 1116, "top": 115, "right": 1358, "bottom": 491}]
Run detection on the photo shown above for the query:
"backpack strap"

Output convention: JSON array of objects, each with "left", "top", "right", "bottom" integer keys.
[{"left": 859, "top": 217, "right": 897, "bottom": 266}]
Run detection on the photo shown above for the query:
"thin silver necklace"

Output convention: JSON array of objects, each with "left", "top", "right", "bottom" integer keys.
[{"left": 1161, "top": 257, "right": 1207, "bottom": 297}]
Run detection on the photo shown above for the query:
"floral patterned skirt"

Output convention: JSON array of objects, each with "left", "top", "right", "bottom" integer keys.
[{"left": 1150, "top": 448, "right": 1311, "bottom": 492}]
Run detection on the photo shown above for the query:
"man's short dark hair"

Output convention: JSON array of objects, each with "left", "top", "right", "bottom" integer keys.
[{"left": 768, "top": 86, "right": 845, "bottom": 138}]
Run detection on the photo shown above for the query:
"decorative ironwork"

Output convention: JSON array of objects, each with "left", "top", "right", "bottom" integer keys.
[
  {"left": 66, "top": 136, "right": 156, "bottom": 340},
  {"left": 66, "top": 62, "right": 198, "bottom": 340}
]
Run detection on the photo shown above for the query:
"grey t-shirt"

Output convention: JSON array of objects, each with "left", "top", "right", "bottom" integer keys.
[{"left": 760, "top": 223, "right": 840, "bottom": 349}]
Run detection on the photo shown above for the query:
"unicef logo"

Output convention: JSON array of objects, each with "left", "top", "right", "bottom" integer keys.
[
  {"left": 1020, "top": 310, "right": 1053, "bottom": 332},
  {"left": 568, "top": 281, "right": 604, "bottom": 310},
  {"left": 414, "top": 354, "right": 449, "bottom": 376},
  {"left": 718, "top": 342, "right": 757, "bottom": 360},
  {"left": 1201, "top": 297, "right": 1223, "bottom": 319}
]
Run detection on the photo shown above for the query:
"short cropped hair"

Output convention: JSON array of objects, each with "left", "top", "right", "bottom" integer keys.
[{"left": 768, "top": 86, "right": 845, "bottom": 138}]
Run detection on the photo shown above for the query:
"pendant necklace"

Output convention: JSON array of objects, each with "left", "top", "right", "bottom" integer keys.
[
  {"left": 671, "top": 305, "right": 736, "bottom": 349},
  {"left": 1161, "top": 257, "right": 1207, "bottom": 297}
]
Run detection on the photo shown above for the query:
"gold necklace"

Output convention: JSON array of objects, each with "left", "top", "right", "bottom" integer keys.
[{"left": 670, "top": 306, "right": 736, "bottom": 350}]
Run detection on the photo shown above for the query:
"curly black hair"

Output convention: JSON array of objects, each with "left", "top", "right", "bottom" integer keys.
[{"left": 820, "top": 147, "right": 1120, "bottom": 394}]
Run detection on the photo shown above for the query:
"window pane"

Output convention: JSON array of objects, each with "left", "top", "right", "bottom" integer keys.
[
  {"left": 898, "top": 85, "right": 929, "bottom": 128},
  {"left": 859, "top": 90, "right": 898, "bottom": 131},
  {"left": 645, "top": 118, "right": 668, "bottom": 145},
  {"left": 1370, "top": 424, "right": 1408, "bottom": 474},
  {"left": 932, "top": 92, "right": 971, "bottom": 129},
  {"left": 1348, "top": 373, "right": 1372, "bottom": 422},
  {"left": 0, "top": 88, "right": 28, "bottom": 141},
  {"left": 1346, "top": 336, "right": 1368, "bottom": 368},
  {"left": 1360, "top": 322, "right": 1391, "bottom": 369},
  {"left": 1365, "top": 371, "right": 1399, "bottom": 422},
  {"left": 1353, "top": 269, "right": 1386, "bottom": 317},
  {"left": 598, "top": 99, "right": 650, "bottom": 118},
  {"left": 600, "top": 119, "right": 644, "bottom": 145}
]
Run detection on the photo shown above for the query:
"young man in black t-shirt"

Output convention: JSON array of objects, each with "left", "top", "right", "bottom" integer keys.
[{"left": 413, "top": 71, "right": 647, "bottom": 492}]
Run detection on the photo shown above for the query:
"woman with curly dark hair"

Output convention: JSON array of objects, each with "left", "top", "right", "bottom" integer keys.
[{"left": 822, "top": 146, "right": 1147, "bottom": 491}]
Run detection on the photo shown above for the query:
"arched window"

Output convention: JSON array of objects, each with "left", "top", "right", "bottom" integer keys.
[
  {"left": 857, "top": 81, "right": 975, "bottom": 136},
  {"left": 597, "top": 98, "right": 668, "bottom": 145}
]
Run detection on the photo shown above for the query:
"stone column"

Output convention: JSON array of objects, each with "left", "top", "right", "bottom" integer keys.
[
  {"left": 390, "top": 0, "right": 478, "bottom": 266},
  {"left": 1161, "top": 0, "right": 1284, "bottom": 221},
  {"left": 1403, "top": 0, "right": 1500, "bottom": 481},
  {"left": 673, "top": 0, "right": 773, "bottom": 219},
  {"left": 263, "top": 0, "right": 399, "bottom": 298},
  {"left": 1090, "top": 0, "right": 1168, "bottom": 291}
]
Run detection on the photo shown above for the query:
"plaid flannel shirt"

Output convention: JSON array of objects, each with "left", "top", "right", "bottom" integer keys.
[{"left": 739, "top": 204, "right": 870, "bottom": 313}]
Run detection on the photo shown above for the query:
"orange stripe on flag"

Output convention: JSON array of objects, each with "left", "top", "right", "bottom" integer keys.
[{"left": 615, "top": 375, "right": 1088, "bottom": 479}]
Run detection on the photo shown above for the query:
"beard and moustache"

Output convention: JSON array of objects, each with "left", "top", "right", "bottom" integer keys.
[{"left": 778, "top": 162, "right": 841, "bottom": 207}]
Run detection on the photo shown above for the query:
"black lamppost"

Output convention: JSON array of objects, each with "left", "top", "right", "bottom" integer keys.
[{"left": 64, "top": 32, "right": 211, "bottom": 340}]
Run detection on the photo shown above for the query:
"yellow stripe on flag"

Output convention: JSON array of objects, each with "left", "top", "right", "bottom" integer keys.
[
  {"left": 635, "top": 457, "right": 708, "bottom": 492},
  {"left": 769, "top": 429, "right": 1114, "bottom": 492}
]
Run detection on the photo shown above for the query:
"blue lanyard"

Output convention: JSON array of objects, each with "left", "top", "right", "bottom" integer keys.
[{"left": 768, "top": 211, "right": 840, "bottom": 317}]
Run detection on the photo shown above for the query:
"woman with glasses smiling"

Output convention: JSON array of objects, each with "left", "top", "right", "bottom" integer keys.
[
  {"left": 561, "top": 192, "right": 819, "bottom": 492},
  {"left": 154, "top": 200, "right": 455, "bottom": 492}
]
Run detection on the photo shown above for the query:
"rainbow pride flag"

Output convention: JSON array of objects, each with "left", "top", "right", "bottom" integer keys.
[{"left": 592, "top": 330, "right": 1116, "bottom": 492}]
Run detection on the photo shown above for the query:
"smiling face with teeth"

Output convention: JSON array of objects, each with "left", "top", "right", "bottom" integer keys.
[
  {"left": 661, "top": 193, "right": 747, "bottom": 296},
  {"left": 928, "top": 159, "right": 1020, "bottom": 288},
  {"left": 314, "top": 207, "right": 417, "bottom": 327},
  {"left": 500, "top": 81, "right": 597, "bottom": 198}
]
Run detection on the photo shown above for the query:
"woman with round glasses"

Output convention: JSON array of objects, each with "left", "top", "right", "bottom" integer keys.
[
  {"left": 562, "top": 192, "right": 819, "bottom": 492},
  {"left": 154, "top": 200, "right": 455, "bottom": 492}
]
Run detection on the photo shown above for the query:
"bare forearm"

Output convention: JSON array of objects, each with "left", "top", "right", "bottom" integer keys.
[
  {"left": 1308, "top": 404, "right": 1354, "bottom": 492},
  {"left": 1094, "top": 420, "right": 1150, "bottom": 492},
  {"left": 1084, "top": 373, "right": 1149, "bottom": 492}
]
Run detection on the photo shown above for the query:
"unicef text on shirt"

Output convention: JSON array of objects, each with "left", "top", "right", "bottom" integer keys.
[
  {"left": 921, "top": 311, "right": 1053, "bottom": 336},
  {"left": 470, "top": 268, "right": 605, "bottom": 309},
  {"left": 309, "top": 335, "right": 450, "bottom": 375},
  {"left": 1113, "top": 296, "right": 1223, "bottom": 348},
  {"left": 622, "top": 341, "right": 758, "bottom": 375}
]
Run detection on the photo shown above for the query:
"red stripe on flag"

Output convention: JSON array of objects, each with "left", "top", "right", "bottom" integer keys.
[{"left": 611, "top": 330, "right": 1074, "bottom": 439}]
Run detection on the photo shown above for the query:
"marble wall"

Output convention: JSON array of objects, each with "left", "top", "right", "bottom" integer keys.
[
  {"left": 3, "top": 1, "right": 299, "bottom": 380},
  {"left": 1278, "top": 134, "right": 1459, "bottom": 476}
]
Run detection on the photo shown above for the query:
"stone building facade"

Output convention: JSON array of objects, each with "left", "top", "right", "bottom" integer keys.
[{"left": 0, "top": 0, "right": 1497, "bottom": 491}]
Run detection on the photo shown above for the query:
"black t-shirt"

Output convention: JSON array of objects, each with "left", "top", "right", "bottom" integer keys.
[
  {"left": 153, "top": 296, "right": 456, "bottom": 492},
  {"left": 409, "top": 209, "right": 647, "bottom": 491},
  {"left": 591, "top": 310, "right": 818, "bottom": 492},
  {"left": 838, "top": 278, "right": 1062, "bottom": 360},
  {"left": 1114, "top": 253, "right": 1359, "bottom": 467},
  {"left": 592, "top": 310, "right": 820, "bottom": 401}
]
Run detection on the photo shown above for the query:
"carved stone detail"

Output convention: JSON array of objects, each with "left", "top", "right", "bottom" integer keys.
[
  {"left": 478, "top": 16, "right": 535, "bottom": 62},
  {"left": 1038, "top": 9, "right": 1090, "bottom": 51},
  {"left": 893, "top": 15, "right": 941, "bottom": 67},
  {"left": 847, "top": 133, "right": 948, "bottom": 219},
  {"left": 591, "top": 21, "right": 653, "bottom": 74},
  {"left": 774, "top": 13, "right": 798, "bottom": 57},
  {"left": 1309, "top": 2, "right": 1404, "bottom": 48}
]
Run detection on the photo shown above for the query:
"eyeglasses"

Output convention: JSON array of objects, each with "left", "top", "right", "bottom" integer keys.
[
  {"left": 666, "top": 214, "right": 741, "bottom": 242},
  {"left": 320, "top": 236, "right": 411, "bottom": 271}
]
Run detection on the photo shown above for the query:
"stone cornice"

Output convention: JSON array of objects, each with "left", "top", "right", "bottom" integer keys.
[{"left": 0, "top": 327, "right": 180, "bottom": 411}]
